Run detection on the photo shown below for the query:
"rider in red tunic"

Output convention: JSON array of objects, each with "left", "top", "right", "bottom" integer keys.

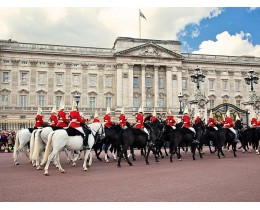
[
  {"left": 251, "top": 115, "right": 258, "bottom": 128},
  {"left": 194, "top": 112, "right": 202, "bottom": 125},
  {"left": 222, "top": 110, "right": 238, "bottom": 142},
  {"left": 182, "top": 106, "right": 197, "bottom": 142},
  {"left": 69, "top": 101, "right": 86, "bottom": 128},
  {"left": 208, "top": 110, "right": 218, "bottom": 130},
  {"left": 166, "top": 109, "right": 176, "bottom": 129},
  {"left": 34, "top": 107, "right": 44, "bottom": 128},
  {"left": 150, "top": 108, "right": 157, "bottom": 123},
  {"left": 135, "top": 110, "right": 144, "bottom": 129},
  {"left": 93, "top": 110, "right": 100, "bottom": 123},
  {"left": 56, "top": 100, "right": 68, "bottom": 128},
  {"left": 119, "top": 107, "right": 127, "bottom": 128},
  {"left": 104, "top": 107, "right": 112, "bottom": 128},
  {"left": 49, "top": 106, "right": 58, "bottom": 127}
]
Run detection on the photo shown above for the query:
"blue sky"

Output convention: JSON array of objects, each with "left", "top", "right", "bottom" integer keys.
[{"left": 0, "top": 1, "right": 260, "bottom": 57}]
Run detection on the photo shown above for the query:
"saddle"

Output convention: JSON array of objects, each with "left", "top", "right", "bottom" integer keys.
[
  {"left": 65, "top": 127, "right": 85, "bottom": 139},
  {"left": 132, "top": 128, "right": 147, "bottom": 136},
  {"left": 28, "top": 128, "right": 36, "bottom": 133}
]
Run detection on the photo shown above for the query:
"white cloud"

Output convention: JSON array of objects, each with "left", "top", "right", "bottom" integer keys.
[{"left": 192, "top": 31, "right": 260, "bottom": 56}]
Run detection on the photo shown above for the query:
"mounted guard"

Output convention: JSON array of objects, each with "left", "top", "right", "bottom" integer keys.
[
  {"left": 56, "top": 100, "right": 68, "bottom": 128},
  {"left": 182, "top": 106, "right": 198, "bottom": 143},
  {"left": 49, "top": 106, "right": 58, "bottom": 128},
  {"left": 34, "top": 107, "right": 44, "bottom": 129},
  {"left": 222, "top": 110, "right": 239, "bottom": 142},
  {"left": 119, "top": 107, "right": 127, "bottom": 129},
  {"left": 104, "top": 107, "right": 112, "bottom": 129},
  {"left": 93, "top": 110, "right": 100, "bottom": 123},
  {"left": 166, "top": 109, "right": 176, "bottom": 130}
]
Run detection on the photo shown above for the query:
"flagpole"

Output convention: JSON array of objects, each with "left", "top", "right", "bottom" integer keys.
[{"left": 139, "top": 9, "right": 141, "bottom": 38}]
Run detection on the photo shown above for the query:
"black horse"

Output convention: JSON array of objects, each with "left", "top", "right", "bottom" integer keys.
[
  {"left": 116, "top": 125, "right": 158, "bottom": 167},
  {"left": 93, "top": 124, "right": 123, "bottom": 162},
  {"left": 218, "top": 127, "right": 238, "bottom": 157}
]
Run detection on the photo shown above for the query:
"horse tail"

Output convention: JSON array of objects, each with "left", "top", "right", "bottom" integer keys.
[
  {"left": 13, "top": 130, "right": 21, "bottom": 160},
  {"left": 32, "top": 130, "right": 42, "bottom": 161},
  {"left": 40, "top": 131, "right": 55, "bottom": 165},
  {"left": 29, "top": 130, "right": 38, "bottom": 161}
]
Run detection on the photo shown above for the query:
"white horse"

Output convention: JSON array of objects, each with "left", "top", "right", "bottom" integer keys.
[
  {"left": 13, "top": 128, "right": 34, "bottom": 165},
  {"left": 31, "top": 127, "right": 79, "bottom": 170},
  {"left": 40, "top": 122, "right": 105, "bottom": 176}
]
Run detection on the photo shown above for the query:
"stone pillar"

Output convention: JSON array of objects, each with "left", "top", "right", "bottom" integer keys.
[
  {"left": 11, "top": 59, "right": 20, "bottom": 106},
  {"left": 81, "top": 63, "right": 89, "bottom": 109},
  {"left": 128, "top": 64, "right": 134, "bottom": 110},
  {"left": 116, "top": 63, "right": 123, "bottom": 108},
  {"left": 29, "top": 60, "right": 38, "bottom": 107},
  {"left": 154, "top": 65, "right": 159, "bottom": 108},
  {"left": 64, "top": 62, "right": 72, "bottom": 107},
  {"left": 141, "top": 65, "right": 146, "bottom": 107},
  {"left": 166, "top": 66, "right": 173, "bottom": 109},
  {"left": 47, "top": 61, "right": 56, "bottom": 106}
]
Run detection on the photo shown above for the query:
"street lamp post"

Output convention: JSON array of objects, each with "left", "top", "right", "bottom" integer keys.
[
  {"left": 74, "top": 91, "right": 81, "bottom": 111},
  {"left": 190, "top": 66, "right": 205, "bottom": 90},
  {"left": 245, "top": 69, "right": 259, "bottom": 91},
  {"left": 178, "top": 92, "right": 183, "bottom": 114}
]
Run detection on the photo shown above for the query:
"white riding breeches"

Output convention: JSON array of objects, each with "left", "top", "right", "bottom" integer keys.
[
  {"left": 171, "top": 126, "right": 176, "bottom": 130},
  {"left": 144, "top": 127, "right": 149, "bottom": 138},
  {"left": 189, "top": 127, "right": 196, "bottom": 135},
  {"left": 229, "top": 128, "right": 238, "bottom": 139}
]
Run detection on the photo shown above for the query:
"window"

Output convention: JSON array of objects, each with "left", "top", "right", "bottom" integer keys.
[
  {"left": 133, "top": 97, "right": 139, "bottom": 108},
  {"left": 236, "top": 100, "right": 241, "bottom": 108},
  {"left": 56, "top": 73, "right": 63, "bottom": 85},
  {"left": 158, "top": 77, "right": 164, "bottom": 89},
  {"left": 209, "top": 99, "right": 215, "bottom": 109},
  {"left": 73, "top": 74, "right": 80, "bottom": 86},
  {"left": 20, "top": 95, "right": 27, "bottom": 107},
  {"left": 133, "top": 77, "right": 139, "bottom": 88},
  {"left": 57, "top": 63, "right": 62, "bottom": 66},
  {"left": 39, "top": 62, "right": 45, "bottom": 65},
  {"left": 3, "top": 60, "right": 9, "bottom": 64},
  {"left": 21, "top": 61, "right": 28, "bottom": 64},
  {"left": 106, "top": 97, "right": 112, "bottom": 108},
  {"left": 182, "top": 78, "right": 187, "bottom": 89},
  {"left": 38, "top": 73, "right": 46, "bottom": 84},
  {"left": 182, "top": 99, "right": 188, "bottom": 111},
  {"left": 90, "top": 97, "right": 96, "bottom": 110},
  {"left": 89, "top": 75, "right": 97, "bottom": 87},
  {"left": 38, "top": 95, "right": 45, "bottom": 107},
  {"left": 2, "top": 95, "right": 8, "bottom": 107},
  {"left": 146, "top": 76, "right": 152, "bottom": 88},
  {"left": 105, "top": 75, "right": 112, "bottom": 87},
  {"left": 3, "top": 72, "right": 9, "bottom": 83},
  {"left": 222, "top": 80, "right": 228, "bottom": 90},
  {"left": 56, "top": 96, "right": 62, "bottom": 108},
  {"left": 235, "top": 80, "right": 241, "bottom": 92},
  {"left": 21, "top": 72, "right": 28, "bottom": 84},
  {"left": 209, "top": 80, "right": 214, "bottom": 90},
  {"left": 146, "top": 97, "right": 153, "bottom": 108},
  {"left": 158, "top": 98, "right": 164, "bottom": 108}
]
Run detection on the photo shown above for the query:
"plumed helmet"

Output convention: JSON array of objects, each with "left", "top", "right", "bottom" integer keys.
[
  {"left": 71, "top": 101, "right": 77, "bottom": 111},
  {"left": 236, "top": 114, "right": 240, "bottom": 121},
  {"left": 37, "top": 107, "right": 42, "bottom": 115},
  {"left": 152, "top": 108, "right": 156, "bottom": 117},
  {"left": 168, "top": 109, "right": 172, "bottom": 115},
  {"left": 121, "top": 107, "right": 125, "bottom": 114},
  {"left": 196, "top": 111, "right": 200, "bottom": 117},
  {"left": 59, "top": 99, "right": 65, "bottom": 111},
  {"left": 94, "top": 110, "right": 98, "bottom": 118},
  {"left": 226, "top": 110, "right": 230, "bottom": 117},
  {"left": 138, "top": 103, "right": 143, "bottom": 113},
  {"left": 184, "top": 105, "right": 189, "bottom": 114},
  {"left": 209, "top": 110, "right": 213, "bottom": 118},
  {"left": 251, "top": 112, "right": 256, "bottom": 119},
  {"left": 106, "top": 107, "right": 111, "bottom": 114},
  {"left": 51, "top": 106, "right": 57, "bottom": 114}
]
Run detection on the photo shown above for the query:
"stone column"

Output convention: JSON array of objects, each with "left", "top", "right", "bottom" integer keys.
[
  {"left": 11, "top": 59, "right": 20, "bottom": 106},
  {"left": 64, "top": 62, "right": 72, "bottom": 107},
  {"left": 141, "top": 65, "right": 146, "bottom": 107},
  {"left": 29, "top": 60, "right": 38, "bottom": 107},
  {"left": 47, "top": 61, "right": 56, "bottom": 106},
  {"left": 128, "top": 64, "right": 134, "bottom": 109},
  {"left": 116, "top": 63, "right": 123, "bottom": 108},
  {"left": 166, "top": 66, "right": 173, "bottom": 109},
  {"left": 154, "top": 65, "right": 159, "bottom": 108},
  {"left": 81, "top": 63, "right": 89, "bottom": 109}
]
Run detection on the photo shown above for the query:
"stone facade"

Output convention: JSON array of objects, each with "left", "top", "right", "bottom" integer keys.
[{"left": 1, "top": 37, "right": 260, "bottom": 129}]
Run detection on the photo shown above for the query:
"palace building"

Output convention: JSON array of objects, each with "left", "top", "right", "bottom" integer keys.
[{"left": 1, "top": 37, "right": 260, "bottom": 130}]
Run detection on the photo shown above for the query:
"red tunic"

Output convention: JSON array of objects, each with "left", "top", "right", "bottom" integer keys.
[
  {"left": 166, "top": 115, "right": 176, "bottom": 126},
  {"left": 222, "top": 117, "right": 234, "bottom": 128},
  {"left": 208, "top": 117, "right": 216, "bottom": 127},
  {"left": 182, "top": 114, "right": 191, "bottom": 128},
  {"left": 151, "top": 116, "right": 157, "bottom": 123},
  {"left": 49, "top": 113, "right": 58, "bottom": 127},
  {"left": 119, "top": 114, "right": 126, "bottom": 127},
  {"left": 257, "top": 120, "right": 260, "bottom": 126},
  {"left": 69, "top": 111, "right": 86, "bottom": 128},
  {"left": 194, "top": 116, "right": 202, "bottom": 125},
  {"left": 251, "top": 118, "right": 258, "bottom": 128},
  {"left": 104, "top": 114, "right": 112, "bottom": 128},
  {"left": 93, "top": 118, "right": 100, "bottom": 123},
  {"left": 56, "top": 110, "right": 68, "bottom": 128},
  {"left": 134, "top": 113, "right": 144, "bottom": 129},
  {"left": 34, "top": 115, "right": 44, "bottom": 128}
]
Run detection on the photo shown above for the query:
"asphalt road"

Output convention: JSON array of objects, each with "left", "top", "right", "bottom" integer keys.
[{"left": 0, "top": 147, "right": 259, "bottom": 202}]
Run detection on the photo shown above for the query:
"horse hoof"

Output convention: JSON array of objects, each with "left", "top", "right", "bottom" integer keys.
[
  {"left": 72, "top": 163, "right": 76, "bottom": 166},
  {"left": 178, "top": 159, "right": 182, "bottom": 161},
  {"left": 129, "top": 163, "right": 133, "bottom": 166},
  {"left": 37, "top": 166, "right": 42, "bottom": 170},
  {"left": 105, "top": 160, "right": 109, "bottom": 163},
  {"left": 15, "top": 162, "right": 19, "bottom": 165},
  {"left": 44, "top": 172, "right": 49, "bottom": 176},
  {"left": 256, "top": 152, "right": 259, "bottom": 155},
  {"left": 117, "top": 164, "right": 121, "bottom": 167}
]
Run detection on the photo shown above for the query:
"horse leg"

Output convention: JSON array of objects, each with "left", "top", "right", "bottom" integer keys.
[
  {"left": 255, "top": 141, "right": 259, "bottom": 155},
  {"left": 44, "top": 151, "right": 58, "bottom": 176},
  {"left": 104, "top": 145, "right": 110, "bottom": 163},
  {"left": 94, "top": 145, "right": 102, "bottom": 161},
  {"left": 130, "top": 147, "right": 136, "bottom": 161},
  {"left": 232, "top": 143, "right": 237, "bottom": 157},
  {"left": 72, "top": 151, "right": 81, "bottom": 166},
  {"left": 145, "top": 146, "right": 151, "bottom": 165}
]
